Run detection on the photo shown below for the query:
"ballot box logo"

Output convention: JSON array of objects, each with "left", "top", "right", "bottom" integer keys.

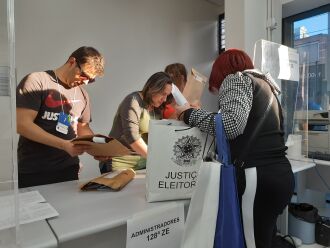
[{"left": 171, "top": 135, "right": 202, "bottom": 166}]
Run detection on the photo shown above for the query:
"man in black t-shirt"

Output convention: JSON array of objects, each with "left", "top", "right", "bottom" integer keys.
[{"left": 16, "top": 46, "right": 105, "bottom": 187}]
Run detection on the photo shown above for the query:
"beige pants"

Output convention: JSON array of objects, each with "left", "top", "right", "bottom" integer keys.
[{"left": 112, "top": 155, "right": 146, "bottom": 171}]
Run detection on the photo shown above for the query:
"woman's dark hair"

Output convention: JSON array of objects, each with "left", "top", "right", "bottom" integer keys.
[
  {"left": 141, "top": 72, "right": 173, "bottom": 109},
  {"left": 165, "top": 63, "right": 187, "bottom": 85}
]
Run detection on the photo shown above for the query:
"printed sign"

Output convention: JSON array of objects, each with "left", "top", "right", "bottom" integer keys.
[
  {"left": 278, "top": 45, "right": 300, "bottom": 82},
  {"left": 126, "top": 202, "right": 184, "bottom": 248}
]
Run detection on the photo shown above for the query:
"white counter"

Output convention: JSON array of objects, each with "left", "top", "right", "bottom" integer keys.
[
  {"left": 30, "top": 174, "right": 188, "bottom": 248},
  {"left": 289, "top": 158, "right": 316, "bottom": 173},
  {"left": 18, "top": 159, "right": 314, "bottom": 247}
]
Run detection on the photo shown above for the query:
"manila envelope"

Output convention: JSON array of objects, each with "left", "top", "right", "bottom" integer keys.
[
  {"left": 183, "top": 68, "right": 208, "bottom": 106},
  {"left": 71, "top": 134, "right": 131, "bottom": 157},
  {"left": 80, "top": 169, "right": 136, "bottom": 191}
]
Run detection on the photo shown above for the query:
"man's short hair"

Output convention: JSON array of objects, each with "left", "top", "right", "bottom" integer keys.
[{"left": 70, "top": 46, "right": 105, "bottom": 76}]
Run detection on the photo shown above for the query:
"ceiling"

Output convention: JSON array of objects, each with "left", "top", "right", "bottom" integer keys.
[
  {"left": 205, "top": 0, "right": 329, "bottom": 18},
  {"left": 282, "top": 0, "right": 329, "bottom": 18},
  {"left": 205, "top": 0, "right": 223, "bottom": 7}
]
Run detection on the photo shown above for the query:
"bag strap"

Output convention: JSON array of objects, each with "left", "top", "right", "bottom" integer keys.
[
  {"left": 202, "top": 117, "right": 216, "bottom": 161},
  {"left": 233, "top": 73, "right": 275, "bottom": 168},
  {"left": 215, "top": 114, "right": 231, "bottom": 165}
]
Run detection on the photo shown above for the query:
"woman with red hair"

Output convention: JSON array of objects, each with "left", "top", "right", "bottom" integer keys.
[{"left": 177, "top": 49, "right": 294, "bottom": 248}]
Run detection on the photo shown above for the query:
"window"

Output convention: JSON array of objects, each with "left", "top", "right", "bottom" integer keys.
[
  {"left": 218, "top": 14, "right": 225, "bottom": 54},
  {"left": 283, "top": 4, "right": 330, "bottom": 160},
  {"left": 0, "top": 66, "right": 10, "bottom": 96}
]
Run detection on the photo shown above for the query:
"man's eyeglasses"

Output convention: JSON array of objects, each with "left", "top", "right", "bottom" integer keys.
[{"left": 76, "top": 61, "right": 96, "bottom": 84}]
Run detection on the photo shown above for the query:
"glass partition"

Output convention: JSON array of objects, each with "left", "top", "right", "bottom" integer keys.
[
  {"left": 283, "top": 6, "right": 330, "bottom": 161},
  {"left": 0, "top": 0, "right": 19, "bottom": 246},
  {"left": 293, "top": 12, "right": 330, "bottom": 161},
  {"left": 253, "top": 39, "right": 308, "bottom": 159}
]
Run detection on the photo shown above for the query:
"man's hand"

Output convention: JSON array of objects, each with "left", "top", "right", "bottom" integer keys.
[
  {"left": 17, "top": 108, "right": 91, "bottom": 155},
  {"left": 62, "top": 140, "right": 90, "bottom": 157}
]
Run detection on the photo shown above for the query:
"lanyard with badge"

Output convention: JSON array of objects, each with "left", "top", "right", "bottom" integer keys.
[{"left": 54, "top": 71, "right": 76, "bottom": 135}]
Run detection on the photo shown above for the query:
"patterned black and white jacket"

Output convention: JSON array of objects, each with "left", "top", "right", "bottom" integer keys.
[{"left": 183, "top": 69, "right": 280, "bottom": 140}]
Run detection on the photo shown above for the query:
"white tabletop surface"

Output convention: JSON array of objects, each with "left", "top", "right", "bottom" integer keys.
[
  {"left": 24, "top": 159, "right": 315, "bottom": 245},
  {"left": 30, "top": 174, "right": 187, "bottom": 243},
  {"left": 288, "top": 158, "right": 316, "bottom": 173}
]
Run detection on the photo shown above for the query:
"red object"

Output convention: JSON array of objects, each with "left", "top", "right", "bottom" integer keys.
[
  {"left": 45, "top": 91, "right": 74, "bottom": 108},
  {"left": 163, "top": 104, "right": 176, "bottom": 119},
  {"left": 209, "top": 49, "right": 254, "bottom": 92}
]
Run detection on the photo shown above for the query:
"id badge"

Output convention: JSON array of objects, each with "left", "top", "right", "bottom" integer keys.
[{"left": 56, "top": 112, "right": 71, "bottom": 135}]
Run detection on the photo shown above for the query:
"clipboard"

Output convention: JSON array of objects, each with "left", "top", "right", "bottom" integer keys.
[{"left": 71, "top": 134, "right": 131, "bottom": 157}]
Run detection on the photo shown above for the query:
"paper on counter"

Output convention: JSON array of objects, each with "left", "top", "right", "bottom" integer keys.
[
  {"left": 19, "top": 202, "right": 59, "bottom": 225},
  {"left": 0, "top": 190, "right": 59, "bottom": 231},
  {"left": 18, "top": 190, "right": 46, "bottom": 205}
]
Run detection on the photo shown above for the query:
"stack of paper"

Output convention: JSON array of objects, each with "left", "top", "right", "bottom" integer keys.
[{"left": 0, "top": 191, "right": 59, "bottom": 231}]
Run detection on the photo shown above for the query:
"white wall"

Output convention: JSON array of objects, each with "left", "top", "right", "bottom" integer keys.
[
  {"left": 225, "top": 0, "right": 245, "bottom": 50},
  {"left": 225, "top": 0, "right": 282, "bottom": 57},
  {"left": 14, "top": 0, "right": 222, "bottom": 179},
  {"left": 0, "top": 0, "right": 8, "bottom": 65}
]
